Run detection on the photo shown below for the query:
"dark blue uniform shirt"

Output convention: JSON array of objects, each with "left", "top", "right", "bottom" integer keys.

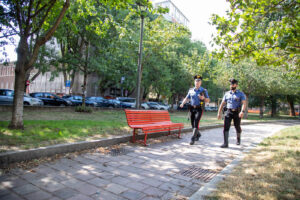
[
  {"left": 223, "top": 90, "right": 246, "bottom": 109},
  {"left": 186, "top": 87, "right": 209, "bottom": 106}
]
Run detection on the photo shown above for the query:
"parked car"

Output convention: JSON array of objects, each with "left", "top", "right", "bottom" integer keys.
[
  {"left": 24, "top": 94, "right": 44, "bottom": 106},
  {"left": 62, "top": 95, "right": 97, "bottom": 107},
  {"left": 0, "top": 89, "right": 14, "bottom": 105},
  {"left": 86, "top": 96, "right": 110, "bottom": 107},
  {"left": 30, "top": 92, "right": 72, "bottom": 106},
  {"left": 107, "top": 99, "right": 121, "bottom": 108},
  {"left": 116, "top": 97, "right": 136, "bottom": 108},
  {"left": 147, "top": 102, "right": 168, "bottom": 110},
  {"left": 177, "top": 101, "right": 191, "bottom": 110},
  {"left": 205, "top": 106, "right": 218, "bottom": 111},
  {"left": 0, "top": 89, "right": 43, "bottom": 106},
  {"left": 116, "top": 97, "right": 149, "bottom": 109}
]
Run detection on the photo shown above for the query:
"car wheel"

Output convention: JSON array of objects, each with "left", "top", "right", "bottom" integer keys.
[
  {"left": 24, "top": 102, "right": 30, "bottom": 106},
  {"left": 160, "top": 108, "right": 164, "bottom": 110},
  {"left": 60, "top": 104, "right": 66, "bottom": 107}
]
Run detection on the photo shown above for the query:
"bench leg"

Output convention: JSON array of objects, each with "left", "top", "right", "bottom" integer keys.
[
  {"left": 168, "top": 128, "right": 171, "bottom": 136},
  {"left": 144, "top": 132, "right": 148, "bottom": 146},
  {"left": 178, "top": 128, "right": 181, "bottom": 139},
  {"left": 132, "top": 128, "right": 137, "bottom": 143}
]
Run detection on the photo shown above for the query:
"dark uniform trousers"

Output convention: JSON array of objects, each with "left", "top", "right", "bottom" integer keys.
[
  {"left": 190, "top": 106, "right": 203, "bottom": 129},
  {"left": 224, "top": 109, "right": 242, "bottom": 134}
]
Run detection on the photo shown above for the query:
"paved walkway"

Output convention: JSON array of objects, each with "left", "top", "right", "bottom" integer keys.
[{"left": 0, "top": 121, "right": 298, "bottom": 200}]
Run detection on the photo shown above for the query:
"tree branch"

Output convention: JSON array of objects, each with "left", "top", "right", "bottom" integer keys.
[{"left": 26, "top": 0, "right": 70, "bottom": 70}]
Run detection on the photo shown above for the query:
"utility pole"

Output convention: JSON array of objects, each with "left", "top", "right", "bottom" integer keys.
[{"left": 136, "top": 10, "right": 145, "bottom": 109}]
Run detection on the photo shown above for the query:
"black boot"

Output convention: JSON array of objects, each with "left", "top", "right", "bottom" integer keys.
[
  {"left": 195, "top": 129, "right": 201, "bottom": 141},
  {"left": 221, "top": 131, "right": 229, "bottom": 148},
  {"left": 190, "top": 128, "right": 198, "bottom": 145},
  {"left": 236, "top": 132, "right": 241, "bottom": 145}
]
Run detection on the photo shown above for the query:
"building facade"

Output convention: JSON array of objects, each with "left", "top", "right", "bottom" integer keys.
[{"left": 151, "top": 0, "right": 189, "bottom": 27}]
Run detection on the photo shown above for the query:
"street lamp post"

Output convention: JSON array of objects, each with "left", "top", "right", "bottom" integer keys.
[{"left": 136, "top": 9, "right": 145, "bottom": 109}]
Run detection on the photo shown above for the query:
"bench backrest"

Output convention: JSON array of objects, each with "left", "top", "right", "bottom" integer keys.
[{"left": 124, "top": 109, "right": 171, "bottom": 126}]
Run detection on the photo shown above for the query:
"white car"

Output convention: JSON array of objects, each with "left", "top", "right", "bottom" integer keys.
[
  {"left": 147, "top": 102, "right": 169, "bottom": 110},
  {"left": 132, "top": 102, "right": 150, "bottom": 109},
  {"left": 24, "top": 94, "right": 44, "bottom": 106}
]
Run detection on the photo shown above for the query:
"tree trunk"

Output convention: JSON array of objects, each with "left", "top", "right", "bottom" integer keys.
[
  {"left": 287, "top": 95, "right": 296, "bottom": 116},
  {"left": 244, "top": 94, "right": 249, "bottom": 119},
  {"left": 271, "top": 95, "right": 277, "bottom": 117},
  {"left": 259, "top": 96, "right": 265, "bottom": 119}
]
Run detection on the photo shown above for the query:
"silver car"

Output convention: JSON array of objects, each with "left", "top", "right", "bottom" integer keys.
[{"left": 24, "top": 94, "right": 44, "bottom": 106}]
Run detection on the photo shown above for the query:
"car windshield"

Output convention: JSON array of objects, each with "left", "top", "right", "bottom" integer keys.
[
  {"left": 7, "top": 91, "right": 14, "bottom": 96},
  {"left": 148, "top": 102, "right": 158, "bottom": 105}
]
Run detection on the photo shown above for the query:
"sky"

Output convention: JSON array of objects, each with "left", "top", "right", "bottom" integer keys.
[
  {"left": 170, "top": 0, "right": 230, "bottom": 49},
  {"left": 1, "top": 0, "right": 229, "bottom": 62}
]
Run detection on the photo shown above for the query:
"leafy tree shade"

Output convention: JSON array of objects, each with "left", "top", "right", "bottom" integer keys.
[
  {"left": 0, "top": 0, "right": 70, "bottom": 129},
  {"left": 211, "top": 0, "right": 299, "bottom": 78}
]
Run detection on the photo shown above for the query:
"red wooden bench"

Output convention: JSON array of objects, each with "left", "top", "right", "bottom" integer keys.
[{"left": 124, "top": 109, "right": 184, "bottom": 146}]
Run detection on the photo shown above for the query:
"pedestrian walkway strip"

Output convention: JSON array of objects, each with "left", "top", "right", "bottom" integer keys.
[
  {"left": 108, "top": 147, "right": 133, "bottom": 156},
  {"left": 180, "top": 166, "right": 219, "bottom": 183}
]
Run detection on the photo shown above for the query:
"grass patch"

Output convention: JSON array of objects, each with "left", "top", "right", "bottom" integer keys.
[
  {"left": 204, "top": 125, "right": 300, "bottom": 200},
  {"left": 0, "top": 109, "right": 298, "bottom": 152}
]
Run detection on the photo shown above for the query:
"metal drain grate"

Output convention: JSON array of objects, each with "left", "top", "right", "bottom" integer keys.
[
  {"left": 108, "top": 148, "right": 132, "bottom": 156},
  {"left": 180, "top": 166, "right": 219, "bottom": 182}
]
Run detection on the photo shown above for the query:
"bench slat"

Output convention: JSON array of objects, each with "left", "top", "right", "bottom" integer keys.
[{"left": 124, "top": 109, "right": 184, "bottom": 145}]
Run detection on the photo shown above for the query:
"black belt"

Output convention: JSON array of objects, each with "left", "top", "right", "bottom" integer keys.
[
  {"left": 190, "top": 105, "right": 202, "bottom": 109},
  {"left": 228, "top": 108, "right": 238, "bottom": 111}
]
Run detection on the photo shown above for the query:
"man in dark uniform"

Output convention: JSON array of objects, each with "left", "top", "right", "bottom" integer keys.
[
  {"left": 180, "top": 75, "right": 210, "bottom": 145},
  {"left": 217, "top": 78, "right": 246, "bottom": 148}
]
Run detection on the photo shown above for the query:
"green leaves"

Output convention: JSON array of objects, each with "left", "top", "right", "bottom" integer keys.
[{"left": 211, "top": 0, "right": 299, "bottom": 78}]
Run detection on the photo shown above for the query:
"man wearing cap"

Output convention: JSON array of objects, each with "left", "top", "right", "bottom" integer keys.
[
  {"left": 217, "top": 78, "right": 246, "bottom": 148},
  {"left": 180, "top": 75, "right": 210, "bottom": 145}
]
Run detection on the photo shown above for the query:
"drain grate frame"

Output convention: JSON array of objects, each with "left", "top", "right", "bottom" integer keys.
[
  {"left": 179, "top": 166, "right": 219, "bottom": 183},
  {"left": 108, "top": 147, "right": 133, "bottom": 156}
]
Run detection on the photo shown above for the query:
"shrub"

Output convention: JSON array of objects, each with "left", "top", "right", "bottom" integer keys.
[{"left": 75, "top": 105, "right": 92, "bottom": 113}]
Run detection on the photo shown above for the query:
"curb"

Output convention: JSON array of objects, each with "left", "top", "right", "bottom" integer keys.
[{"left": 0, "top": 120, "right": 296, "bottom": 168}]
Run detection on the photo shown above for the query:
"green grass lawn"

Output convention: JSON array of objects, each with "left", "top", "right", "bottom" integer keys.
[{"left": 0, "top": 109, "right": 298, "bottom": 152}]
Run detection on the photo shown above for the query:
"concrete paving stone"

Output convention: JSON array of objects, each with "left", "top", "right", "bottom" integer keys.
[
  {"left": 53, "top": 187, "right": 79, "bottom": 199},
  {"left": 23, "top": 190, "right": 52, "bottom": 200},
  {"left": 105, "top": 183, "right": 128, "bottom": 195},
  {"left": 38, "top": 181, "right": 66, "bottom": 193},
  {"left": 0, "top": 187, "right": 11, "bottom": 198},
  {"left": 12, "top": 183, "right": 40, "bottom": 196},
  {"left": 46, "top": 162, "right": 70, "bottom": 171},
  {"left": 0, "top": 192, "right": 24, "bottom": 200},
  {"left": 73, "top": 172, "right": 96, "bottom": 181},
  {"left": 91, "top": 188, "right": 123, "bottom": 200},
  {"left": 91, "top": 171, "right": 114, "bottom": 180},
  {"left": 127, "top": 173, "right": 146, "bottom": 182},
  {"left": 48, "top": 197, "right": 61, "bottom": 200},
  {"left": 110, "top": 169, "right": 132, "bottom": 177},
  {"left": 106, "top": 161, "right": 122, "bottom": 167},
  {"left": 141, "top": 178, "right": 163, "bottom": 187},
  {"left": 71, "top": 182, "right": 99, "bottom": 196},
  {"left": 72, "top": 155, "right": 96, "bottom": 164},
  {"left": 60, "top": 178, "right": 80, "bottom": 186},
  {"left": 140, "top": 196, "right": 160, "bottom": 200},
  {"left": 168, "top": 177, "right": 193, "bottom": 188},
  {"left": 161, "top": 192, "right": 178, "bottom": 200},
  {"left": 159, "top": 182, "right": 181, "bottom": 192},
  {"left": 125, "top": 181, "right": 149, "bottom": 192},
  {"left": 111, "top": 176, "right": 132, "bottom": 185},
  {"left": 88, "top": 177, "right": 110, "bottom": 187},
  {"left": 177, "top": 187, "right": 196, "bottom": 197},
  {"left": 65, "top": 194, "right": 94, "bottom": 200},
  {"left": 18, "top": 171, "right": 44, "bottom": 183},
  {"left": 34, "top": 165, "right": 57, "bottom": 175},
  {"left": 142, "top": 186, "right": 167, "bottom": 197},
  {"left": 121, "top": 189, "right": 146, "bottom": 200},
  {"left": 0, "top": 177, "right": 27, "bottom": 189}
]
